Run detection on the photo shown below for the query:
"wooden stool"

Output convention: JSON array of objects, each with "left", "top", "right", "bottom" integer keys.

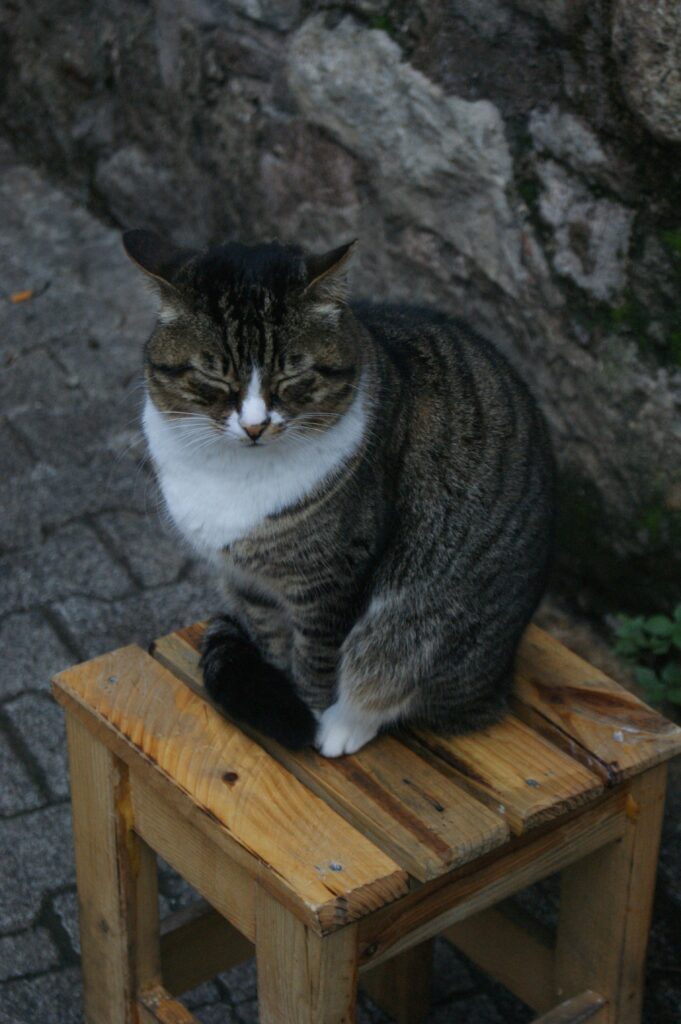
[{"left": 52, "top": 622, "right": 681, "bottom": 1024}]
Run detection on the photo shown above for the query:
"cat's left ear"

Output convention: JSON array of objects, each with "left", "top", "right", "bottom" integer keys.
[
  {"left": 302, "top": 240, "right": 357, "bottom": 323},
  {"left": 122, "top": 230, "right": 196, "bottom": 291},
  {"left": 123, "top": 230, "right": 197, "bottom": 325}
]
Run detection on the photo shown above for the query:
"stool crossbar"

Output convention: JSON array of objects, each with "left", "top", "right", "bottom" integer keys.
[{"left": 52, "top": 622, "right": 681, "bottom": 1024}]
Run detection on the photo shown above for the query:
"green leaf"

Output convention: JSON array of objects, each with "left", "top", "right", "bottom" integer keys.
[
  {"left": 615, "top": 615, "right": 645, "bottom": 637},
  {"left": 661, "top": 662, "right": 681, "bottom": 686},
  {"left": 644, "top": 615, "right": 674, "bottom": 636},
  {"left": 634, "top": 666, "right": 661, "bottom": 689},
  {"left": 649, "top": 636, "right": 672, "bottom": 655},
  {"left": 672, "top": 625, "right": 681, "bottom": 652},
  {"left": 614, "top": 639, "right": 640, "bottom": 659},
  {"left": 673, "top": 604, "right": 681, "bottom": 623},
  {"left": 665, "top": 688, "right": 681, "bottom": 705}
]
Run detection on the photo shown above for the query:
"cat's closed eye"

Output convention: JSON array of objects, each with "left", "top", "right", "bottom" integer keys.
[
  {"left": 190, "top": 379, "right": 233, "bottom": 405},
  {"left": 277, "top": 375, "right": 316, "bottom": 404}
]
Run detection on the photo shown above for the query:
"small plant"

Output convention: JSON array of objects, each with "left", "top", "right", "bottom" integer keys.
[{"left": 613, "top": 605, "right": 681, "bottom": 706}]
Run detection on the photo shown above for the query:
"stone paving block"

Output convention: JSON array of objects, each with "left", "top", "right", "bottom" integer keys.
[
  {"left": 1, "top": 966, "right": 82, "bottom": 1024},
  {"left": 0, "top": 611, "right": 74, "bottom": 700},
  {"left": 157, "top": 858, "right": 201, "bottom": 917},
  {"left": 12, "top": 397, "right": 142, "bottom": 470},
  {"left": 0, "top": 349, "right": 70, "bottom": 419},
  {"left": 219, "top": 959, "right": 256, "bottom": 1005},
  {"left": 426, "top": 993, "right": 505, "bottom": 1023},
  {"left": 0, "top": 420, "right": 34, "bottom": 480},
  {"left": 51, "top": 890, "right": 80, "bottom": 957},
  {"left": 183, "top": 980, "right": 223, "bottom": 1010},
  {"left": 232, "top": 999, "right": 259, "bottom": 1024},
  {"left": 0, "top": 522, "right": 134, "bottom": 619},
  {"left": 21, "top": 453, "right": 159, "bottom": 537},
  {"left": 0, "top": 1011, "right": 25, "bottom": 1024},
  {"left": 96, "top": 509, "right": 195, "bottom": 589},
  {"left": 4, "top": 693, "right": 69, "bottom": 800},
  {"left": 0, "top": 928, "right": 60, "bottom": 981},
  {"left": 0, "top": 156, "right": 156, "bottom": 377},
  {"left": 55, "top": 333, "right": 146, "bottom": 398},
  {"left": 194, "top": 1003, "right": 242, "bottom": 1024},
  {"left": 0, "top": 805, "right": 75, "bottom": 931},
  {"left": 431, "top": 936, "right": 475, "bottom": 1001},
  {"left": 55, "top": 578, "right": 214, "bottom": 661},
  {"left": 0, "top": 478, "right": 44, "bottom": 552},
  {"left": 658, "top": 762, "right": 681, "bottom": 911},
  {"left": 356, "top": 993, "right": 390, "bottom": 1023},
  {"left": 0, "top": 724, "right": 44, "bottom": 815}
]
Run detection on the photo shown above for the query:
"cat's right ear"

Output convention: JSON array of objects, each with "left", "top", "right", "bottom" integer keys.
[{"left": 122, "top": 230, "right": 196, "bottom": 292}]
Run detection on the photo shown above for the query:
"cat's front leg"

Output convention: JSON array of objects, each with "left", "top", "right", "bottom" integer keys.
[
  {"left": 201, "top": 614, "right": 316, "bottom": 749},
  {"left": 315, "top": 695, "right": 386, "bottom": 757},
  {"left": 315, "top": 596, "right": 418, "bottom": 757}
]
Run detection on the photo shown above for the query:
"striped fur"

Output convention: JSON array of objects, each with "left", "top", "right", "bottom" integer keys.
[{"left": 127, "top": 232, "right": 556, "bottom": 755}]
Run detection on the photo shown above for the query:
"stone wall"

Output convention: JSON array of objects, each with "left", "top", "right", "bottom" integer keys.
[{"left": 2, "top": 0, "right": 680, "bottom": 610}]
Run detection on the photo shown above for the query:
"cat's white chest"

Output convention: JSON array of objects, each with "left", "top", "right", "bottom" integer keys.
[{"left": 143, "top": 397, "right": 366, "bottom": 561}]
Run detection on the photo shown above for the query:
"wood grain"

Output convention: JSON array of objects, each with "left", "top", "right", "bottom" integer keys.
[
  {"left": 357, "top": 788, "right": 627, "bottom": 971},
  {"left": 138, "top": 986, "right": 199, "bottom": 1024},
  {"left": 444, "top": 901, "right": 555, "bottom": 1012},
  {"left": 361, "top": 940, "right": 432, "bottom": 1024},
  {"left": 516, "top": 625, "right": 681, "bottom": 783},
  {"left": 408, "top": 714, "right": 603, "bottom": 834},
  {"left": 256, "top": 886, "right": 358, "bottom": 1023},
  {"left": 53, "top": 646, "right": 408, "bottom": 934},
  {"left": 532, "top": 990, "right": 606, "bottom": 1023},
  {"left": 66, "top": 716, "right": 161, "bottom": 1023},
  {"left": 555, "top": 764, "right": 667, "bottom": 1024},
  {"left": 161, "top": 901, "right": 253, "bottom": 996}
]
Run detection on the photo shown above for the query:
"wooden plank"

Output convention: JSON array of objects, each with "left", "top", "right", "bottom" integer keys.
[
  {"left": 357, "top": 788, "right": 627, "bottom": 972},
  {"left": 533, "top": 990, "right": 606, "bottom": 1023},
  {"left": 139, "top": 986, "right": 199, "bottom": 1024},
  {"left": 515, "top": 625, "right": 681, "bottom": 783},
  {"left": 444, "top": 901, "right": 555, "bottom": 1012},
  {"left": 52, "top": 647, "right": 408, "bottom": 935},
  {"left": 66, "top": 715, "right": 161, "bottom": 1023},
  {"left": 555, "top": 764, "right": 667, "bottom": 1024},
  {"left": 408, "top": 715, "right": 603, "bottom": 835},
  {"left": 161, "top": 900, "right": 253, "bottom": 996},
  {"left": 259, "top": 737, "right": 508, "bottom": 882},
  {"left": 154, "top": 631, "right": 510, "bottom": 876},
  {"left": 131, "top": 776, "right": 257, "bottom": 943},
  {"left": 256, "top": 886, "right": 358, "bottom": 1024},
  {"left": 361, "top": 941, "right": 432, "bottom": 1024},
  {"left": 152, "top": 628, "right": 509, "bottom": 880}
]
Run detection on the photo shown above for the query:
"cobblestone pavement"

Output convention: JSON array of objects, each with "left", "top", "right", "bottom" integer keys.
[{"left": 1, "top": 142, "right": 680, "bottom": 1023}]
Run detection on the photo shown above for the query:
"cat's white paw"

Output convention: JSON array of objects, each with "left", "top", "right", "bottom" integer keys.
[{"left": 315, "top": 700, "right": 378, "bottom": 757}]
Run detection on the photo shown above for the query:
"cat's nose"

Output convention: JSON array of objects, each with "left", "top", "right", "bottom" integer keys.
[{"left": 242, "top": 419, "right": 269, "bottom": 441}]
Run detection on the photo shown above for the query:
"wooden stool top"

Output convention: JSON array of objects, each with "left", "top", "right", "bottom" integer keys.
[{"left": 52, "top": 622, "right": 681, "bottom": 936}]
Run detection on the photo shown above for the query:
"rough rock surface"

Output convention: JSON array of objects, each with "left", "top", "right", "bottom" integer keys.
[
  {"left": 612, "top": 0, "right": 681, "bottom": 143},
  {"left": 2, "top": 4, "right": 681, "bottom": 609}
]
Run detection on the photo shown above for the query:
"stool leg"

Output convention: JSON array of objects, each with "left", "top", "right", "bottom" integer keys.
[
  {"left": 66, "top": 716, "right": 161, "bottom": 1023},
  {"left": 555, "top": 763, "right": 667, "bottom": 1024},
  {"left": 255, "top": 887, "right": 358, "bottom": 1023},
  {"left": 361, "top": 940, "right": 433, "bottom": 1023}
]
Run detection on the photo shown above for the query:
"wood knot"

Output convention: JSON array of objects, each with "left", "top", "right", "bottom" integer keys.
[{"left": 222, "top": 771, "right": 239, "bottom": 786}]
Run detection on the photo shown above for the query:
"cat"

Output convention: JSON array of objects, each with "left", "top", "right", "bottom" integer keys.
[{"left": 124, "top": 229, "right": 556, "bottom": 757}]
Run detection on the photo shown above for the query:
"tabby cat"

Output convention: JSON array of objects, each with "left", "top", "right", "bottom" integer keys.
[{"left": 124, "top": 230, "right": 556, "bottom": 757}]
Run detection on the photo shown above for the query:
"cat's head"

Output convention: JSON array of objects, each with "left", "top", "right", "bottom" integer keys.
[{"left": 123, "top": 230, "right": 360, "bottom": 448}]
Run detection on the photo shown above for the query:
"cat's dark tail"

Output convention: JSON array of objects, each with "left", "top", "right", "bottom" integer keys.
[{"left": 200, "top": 615, "right": 317, "bottom": 750}]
